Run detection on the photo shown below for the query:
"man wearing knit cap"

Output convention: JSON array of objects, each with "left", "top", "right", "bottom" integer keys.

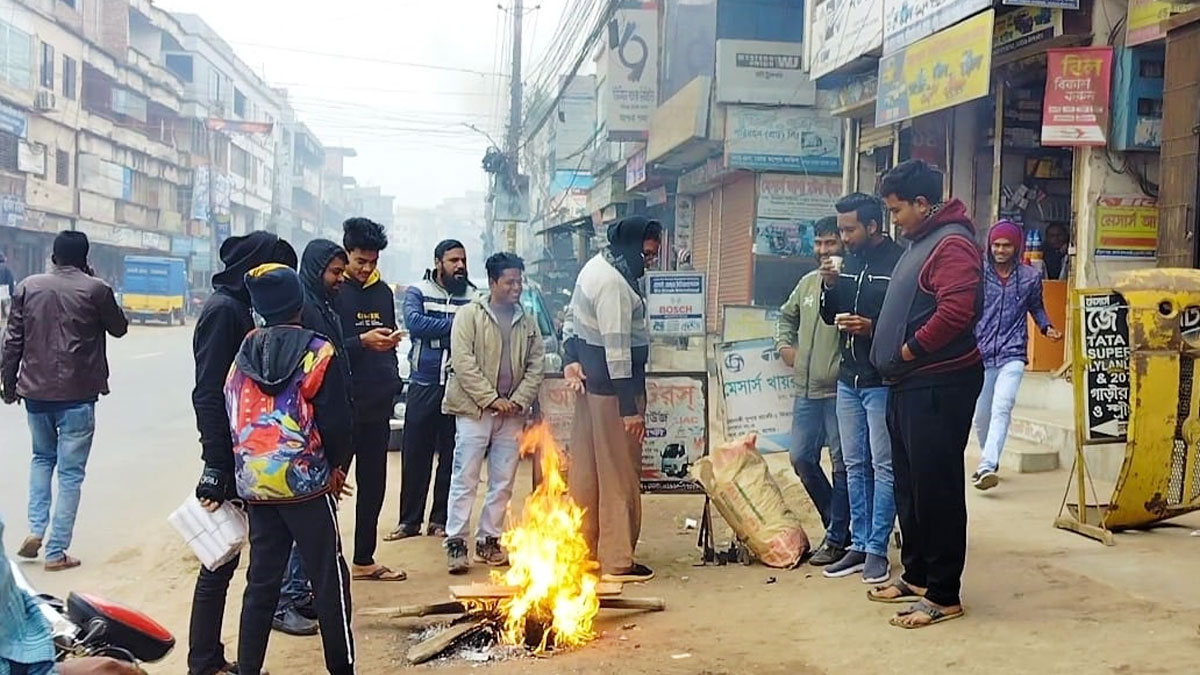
[
  {"left": 1, "top": 231, "right": 128, "bottom": 573},
  {"left": 970, "top": 220, "right": 1061, "bottom": 491},
  {"left": 387, "top": 239, "right": 473, "bottom": 541},
  {"left": 231, "top": 264, "right": 355, "bottom": 675}
]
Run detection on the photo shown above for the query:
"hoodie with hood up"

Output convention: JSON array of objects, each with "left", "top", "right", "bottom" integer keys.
[
  {"left": 224, "top": 325, "right": 353, "bottom": 502},
  {"left": 193, "top": 231, "right": 297, "bottom": 470},
  {"left": 299, "top": 239, "right": 355, "bottom": 396},
  {"left": 975, "top": 221, "right": 1053, "bottom": 368}
]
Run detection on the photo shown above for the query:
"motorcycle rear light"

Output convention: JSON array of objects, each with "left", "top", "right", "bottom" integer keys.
[{"left": 67, "top": 592, "right": 175, "bottom": 662}]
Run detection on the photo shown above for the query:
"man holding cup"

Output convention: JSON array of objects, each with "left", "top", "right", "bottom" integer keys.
[{"left": 819, "top": 193, "right": 904, "bottom": 584}]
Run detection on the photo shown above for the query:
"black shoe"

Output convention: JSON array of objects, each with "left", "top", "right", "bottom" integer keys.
[
  {"left": 294, "top": 598, "right": 318, "bottom": 621},
  {"left": 272, "top": 608, "right": 319, "bottom": 636},
  {"left": 808, "top": 542, "right": 846, "bottom": 567},
  {"left": 822, "top": 550, "right": 867, "bottom": 578},
  {"left": 474, "top": 537, "right": 509, "bottom": 566},
  {"left": 601, "top": 563, "right": 654, "bottom": 583},
  {"left": 446, "top": 537, "right": 469, "bottom": 575}
]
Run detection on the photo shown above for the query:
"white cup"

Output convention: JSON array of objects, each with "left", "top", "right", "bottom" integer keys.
[{"left": 828, "top": 255, "right": 844, "bottom": 272}]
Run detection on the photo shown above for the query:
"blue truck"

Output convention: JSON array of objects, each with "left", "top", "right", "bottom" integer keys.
[{"left": 121, "top": 255, "right": 188, "bottom": 325}]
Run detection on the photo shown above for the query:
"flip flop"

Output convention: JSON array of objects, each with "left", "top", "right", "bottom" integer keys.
[
  {"left": 45, "top": 555, "right": 81, "bottom": 572},
  {"left": 353, "top": 565, "right": 407, "bottom": 582},
  {"left": 17, "top": 536, "right": 41, "bottom": 559},
  {"left": 383, "top": 526, "right": 420, "bottom": 542},
  {"left": 867, "top": 579, "right": 925, "bottom": 604},
  {"left": 889, "top": 599, "right": 964, "bottom": 629}
]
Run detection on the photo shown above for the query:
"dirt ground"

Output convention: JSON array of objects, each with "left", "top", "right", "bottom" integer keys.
[{"left": 30, "top": 451, "right": 1200, "bottom": 674}]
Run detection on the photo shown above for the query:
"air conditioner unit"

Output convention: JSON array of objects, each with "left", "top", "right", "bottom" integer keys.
[{"left": 35, "top": 90, "right": 56, "bottom": 111}]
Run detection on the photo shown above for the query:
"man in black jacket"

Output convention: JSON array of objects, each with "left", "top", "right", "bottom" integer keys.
[
  {"left": 189, "top": 231, "right": 316, "bottom": 675},
  {"left": 818, "top": 193, "right": 904, "bottom": 585},
  {"left": 333, "top": 218, "right": 406, "bottom": 582}
]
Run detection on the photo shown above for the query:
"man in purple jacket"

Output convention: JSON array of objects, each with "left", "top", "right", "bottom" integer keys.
[{"left": 971, "top": 221, "right": 1061, "bottom": 490}]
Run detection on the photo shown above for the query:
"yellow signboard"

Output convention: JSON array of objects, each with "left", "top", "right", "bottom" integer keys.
[
  {"left": 1126, "top": 0, "right": 1194, "bottom": 47},
  {"left": 875, "top": 9, "right": 995, "bottom": 126},
  {"left": 1095, "top": 196, "right": 1158, "bottom": 259}
]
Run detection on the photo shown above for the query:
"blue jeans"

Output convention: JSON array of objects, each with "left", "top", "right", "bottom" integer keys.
[
  {"left": 974, "top": 359, "right": 1026, "bottom": 473},
  {"left": 836, "top": 382, "right": 894, "bottom": 558},
  {"left": 789, "top": 396, "right": 849, "bottom": 549},
  {"left": 446, "top": 413, "right": 524, "bottom": 541},
  {"left": 27, "top": 402, "right": 95, "bottom": 562},
  {"left": 274, "top": 545, "right": 311, "bottom": 618}
]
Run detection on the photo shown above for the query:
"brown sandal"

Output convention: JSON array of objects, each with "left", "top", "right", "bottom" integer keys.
[
  {"left": 17, "top": 536, "right": 42, "bottom": 559},
  {"left": 352, "top": 565, "right": 407, "bottom": 582},
  {"left": 45, "top": 555, "right": 81, "bottom": 572}
]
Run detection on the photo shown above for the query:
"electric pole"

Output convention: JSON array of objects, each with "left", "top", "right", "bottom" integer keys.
[
  {"left": 485, "top": 0, "right": 524, "bottom": 257},
  {"left": 507, "top": 0, "right": 523, "bottom": 163}
]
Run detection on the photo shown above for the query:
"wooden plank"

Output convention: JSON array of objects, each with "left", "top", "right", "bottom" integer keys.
[
  {"left": 449, "top": 582, "right": 623, "bottom": 600},
  {"left": 361, "top": 595, "right": 662, "bottom": 619},
  {"left": 406, "top": 620, "right": 488, "bottom": 665}
]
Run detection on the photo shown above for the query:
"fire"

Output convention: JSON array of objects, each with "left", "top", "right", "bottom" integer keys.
[{"left": 493, "top": 422, "right": 600, "bottom": 652}]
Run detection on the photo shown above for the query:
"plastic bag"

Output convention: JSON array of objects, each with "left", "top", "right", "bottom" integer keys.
[
  {"left": 168, "top": 496, "right": 248, "bottom": 571},
  {"left": 692, "top": 433, "right": 810, "bottom": 568}
]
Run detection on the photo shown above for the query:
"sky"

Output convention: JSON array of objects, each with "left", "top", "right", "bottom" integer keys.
[{"left": 155, "top": 0, "right": 573, "bottom": 210}]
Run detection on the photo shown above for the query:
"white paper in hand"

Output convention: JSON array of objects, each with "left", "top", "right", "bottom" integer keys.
[{"left": 168, "top": 496, "right": 248, "bottom": 571}]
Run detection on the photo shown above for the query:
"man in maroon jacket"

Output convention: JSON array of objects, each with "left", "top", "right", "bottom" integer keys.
[{"left": 867, "top": 159, "right": 984, "bottom": 629}]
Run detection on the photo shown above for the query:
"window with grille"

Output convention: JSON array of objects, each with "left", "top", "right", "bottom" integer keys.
[
  {"left": 62, "top": 56, "right": 75, "bottom": 99},
  {"left": 40, "top": 42, "right": 53, "bottom": 89},
  {"left": 55, "top": 149, "right": 68, "bottom": 185},
  {"left": 0, "top": 132, "right": 19, "bottom": 171}
]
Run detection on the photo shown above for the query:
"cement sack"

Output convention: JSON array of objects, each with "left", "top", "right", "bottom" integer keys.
[{"left": 692, "top": 433, "right": 810, "bottom": 568}]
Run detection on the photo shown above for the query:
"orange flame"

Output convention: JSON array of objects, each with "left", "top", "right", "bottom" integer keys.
[{"left": 493, "top": 422, "right": 600, "bottom": 652}]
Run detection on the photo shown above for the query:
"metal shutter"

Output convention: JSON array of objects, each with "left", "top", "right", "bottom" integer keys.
[{"left": 714, "top": 173, "right": 756, "bottom": 331}]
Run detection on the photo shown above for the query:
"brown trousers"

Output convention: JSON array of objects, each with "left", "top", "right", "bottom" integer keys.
[{"left": 568, "top": 391, "right": 643, "bottom": 575}]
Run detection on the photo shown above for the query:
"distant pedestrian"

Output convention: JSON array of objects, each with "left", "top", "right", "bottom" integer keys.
[
  {"left": 386, "top": 240, "right": 473, "bottom": 541},
  {"left": 0, "top": 251, "right": 14, "bottom": 321},
  {"left": 1044, "top": 222, "right": 1069, "bottom": 280},
  {"left": 819, "top": 193, "right": 903, "bottom": 584},
  {"left": 0, "top": 231, "right": 128, "bottom": 572},
  {"left": 188, "top": 231, "right": 307, "bottom": 675},
  {"left": 333, "top": 218, "right": 407, "bottom": 582},
  {"left": 443, "top": 252, "right": 544, "bottom": 574},
  {"left": 971, "top": 220, "right": 1062, "bottom": 491},
  {"left": 774, "top": 216, "right": 848, "bottom": 567},
  {"left": 564, "top": 216, "right": 661, "bottom": 583},
  {"left": 229, "top": 264, "right": 355, "bottom": 675},
  {"left": 869, "top": 159, "right": 983, "bottom": 629}
]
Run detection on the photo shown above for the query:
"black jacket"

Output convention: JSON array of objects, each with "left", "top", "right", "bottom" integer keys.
[
  {"left": 820, "top": 237, "right": 904, "bottom": 389},
  {"left": 334, "top": 269, "right": 401, "bottom": 414},
  {"left": 193, "top": 231, "right": 296, "bottom": 470},
  {"left": 299, "top": 239, "right": 354, "bottom": 405}
]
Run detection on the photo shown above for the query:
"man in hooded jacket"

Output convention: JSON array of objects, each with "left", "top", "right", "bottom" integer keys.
[
  {"left": 562, "top": 216, "right": 661, "bottom": 583},
  {"left": 189, "top": 231, "right": 312, "bottom": 675}
]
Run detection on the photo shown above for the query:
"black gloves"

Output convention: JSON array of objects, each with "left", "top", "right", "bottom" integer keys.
[{"left": 196, "top": 466, "right": 234, "bottom": 504}]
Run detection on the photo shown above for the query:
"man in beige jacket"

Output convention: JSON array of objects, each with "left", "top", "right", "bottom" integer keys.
[{"left": 442, "top": 252, "right": 544, "bottom": 574}]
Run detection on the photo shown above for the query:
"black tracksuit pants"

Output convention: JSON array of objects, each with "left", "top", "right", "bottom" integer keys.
[
  {"left": 187, "top": 553, "right": 239, "bottom": 675},
  {"left": 238, "top": 494, "right": 355, "bottom": 675},
  {"left": 352, "top": 402, "right": 392, "bottom": 566},
  {"left": 887, "top": 365, "right": 983, "bottom": 608},
  {"left": 398, "top": 382, "right": 455, "bottom": 530}
]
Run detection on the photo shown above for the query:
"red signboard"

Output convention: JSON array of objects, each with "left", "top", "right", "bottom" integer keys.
[{"left": 1041, "top": 47, "right": 1113, "bottom": 147}]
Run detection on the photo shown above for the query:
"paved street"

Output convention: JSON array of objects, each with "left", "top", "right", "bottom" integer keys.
[{"left": 3, "top": 325, "right": 1200, "bottom": 673}]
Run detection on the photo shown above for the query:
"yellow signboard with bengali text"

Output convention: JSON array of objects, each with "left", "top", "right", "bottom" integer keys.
[
  {"left": 875, "top": 9, "right": 994, "bottom": 126},
  {"left": 1126, "top": 0, "right": 1194, "bottom": 47},
  {"left": 1095, "top": 196, "right": 1158, "bottom": 259}
]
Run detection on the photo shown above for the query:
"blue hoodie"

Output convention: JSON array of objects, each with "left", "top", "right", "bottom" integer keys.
[{"left": 974, "top": 221, "right": 1053, "bottom": 368}]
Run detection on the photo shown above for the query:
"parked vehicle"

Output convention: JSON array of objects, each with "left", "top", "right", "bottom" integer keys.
[
  {"left": 121, "top": 255, "right": 188, "bottom": 325},
  {"left": 10, "top": 559, "right": 175, "bottom": 665}
]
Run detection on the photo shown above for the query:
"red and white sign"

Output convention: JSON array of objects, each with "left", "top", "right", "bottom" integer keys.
[{"left": 1041, "top": 47, "right": 1113, "bottom": 147}]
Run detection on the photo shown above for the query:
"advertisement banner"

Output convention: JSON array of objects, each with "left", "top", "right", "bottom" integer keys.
[
  {"left": 883, "top": 0, "right": 991, "bottom": 54},
  {"left": 537, "top": 374, "right": 708, "bottom": 493},
  {"left": 1095, "top": 196, "right": 1158, "bottom": 259},
  {"left": 725, "top": 106, "right": 842, "bottom": 174},
  {"left": 718, "top": 337, "right": 795, "bottom": 454},
  {"left": 994, "top": 6, "right": 1063, "bottom": 56},
  {"left": 1076, "top": 291, "right": 1130, "bottom": 443},
  {"left": 646, "top": 272, "right": 705, "bottom": 336},
  {"left": 810, "top": 0, "right": 884, "bottom": 79},
  {"left": 876, "top": 10, "right": 994, "bottom": 127},
  {"left": 1003, "top": 0, "right": 1077, "bottom": 7},
  {"left": 715, "top": 39, "right": 815, "bottom": 106},
  {"left": 1042, "top": 47, "right": 1114, "bottom": 146},
  {"left": 625, "top": 147, "right": 647, "bottom": 189},
  {"left": 754, "top": 219, "right": 814, "bottom": 257},
  {"left": 1126, "top": 0, "right": 1190, "bottom": 47},
  {"left": 721, "top": 305, "right": 781, "bottom": 342},
  {"left": 757, "top": 174, "right": 842, "bottom": 221},
  {"left": 604, "top": 4, "right": 659, "bottom": 140}
]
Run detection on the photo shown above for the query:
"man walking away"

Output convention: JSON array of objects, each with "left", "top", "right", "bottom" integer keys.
[
  {"left": 232, "top": 264, "right": 355, "bottom": 675},
  {"left": 443, "top": 253, "right": 544, "bottom": 574},
  {"left": 564, "top": 216, "right": 661, "bottom": 583},
  {"left": 0, "top": 251, "right": 14, "bottom": 322},
  {"left": 334, "top": 218, "right": 406, "bottom": 582},
  {"left": 190, "top": 231, "right": 306, "bottom": 674},
  {"left": 1, "top": 231, "right": 128, "bottom": 572},
  {"left": 774, "top": 216, "right": 848, "bottom": 567},
  {"left": 972, "top": 220, "right": 1061, "bottom": 490},
  {"left": 869, "top": 159, "right": 983, "bottom": 629},
  {"left": 387, "top": 240, "right": 473, "bottom": 541},
  {"left": 818, "top": 194, "right": 904, "bottom": 584}
]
